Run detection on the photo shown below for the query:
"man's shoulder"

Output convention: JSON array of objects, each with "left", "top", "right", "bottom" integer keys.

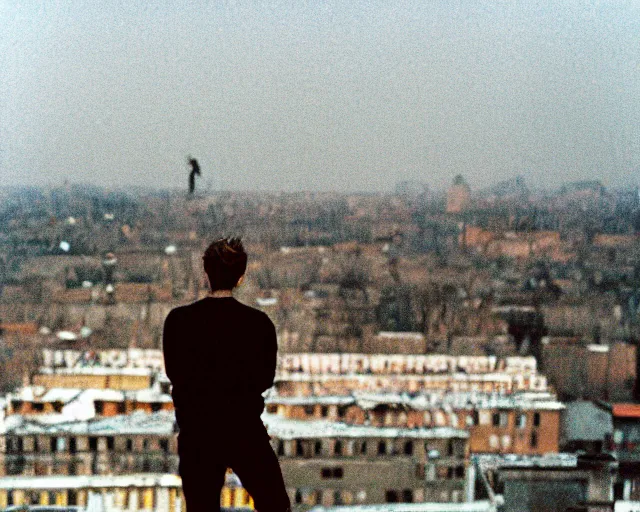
[
  {"left": 231, "top": 300, "right": 274, "bottom": 324},
  {"left": 166, "top": 298, "right": 271, "bottom": 323}
]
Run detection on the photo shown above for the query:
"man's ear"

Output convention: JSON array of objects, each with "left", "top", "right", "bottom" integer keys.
[{"left": 236, "top": 274, "right": 245, "bottom": 287}]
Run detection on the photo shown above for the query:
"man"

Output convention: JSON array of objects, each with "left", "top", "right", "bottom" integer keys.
[
  {"left": 162, "top": 237, "right": 291, "bottom": 512},
  {"left": 188, "top": 156, "right": 201, "bottom": 195}
]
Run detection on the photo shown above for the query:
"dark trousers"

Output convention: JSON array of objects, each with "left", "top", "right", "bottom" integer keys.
[{"left": 178, "top": 420, "right": 291, "bottom": 512}]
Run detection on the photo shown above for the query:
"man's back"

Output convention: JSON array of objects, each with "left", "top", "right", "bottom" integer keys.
[{"left": 162, "top": 296, "right": 277, "bottom": 432}]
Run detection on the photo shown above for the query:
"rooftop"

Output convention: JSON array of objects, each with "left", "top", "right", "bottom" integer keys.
[
  {"left": 0, "top": 473, "right": 182, "bottom": 490},
  {"left": 260, "top": 412, "right": 468, "bottom": 440},
  {"left": 3, "top": 410, "right": 176, "bottom": 435},
  {"left": 612, "top": 404, "right": 640, "bottom": 419},
  {"left": 266, "top": 390, "right": 564, "bottom": 411},
  {"left": 308, "top": 502, "right": 498, "bottom": 512}
]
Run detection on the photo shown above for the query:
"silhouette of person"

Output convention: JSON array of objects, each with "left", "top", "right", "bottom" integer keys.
[
  {"left": 188, "top": 157, "right": 201, "bottom": 195},
  {"left": 163, "top": 238, "right": 291, "bottom": 512}
]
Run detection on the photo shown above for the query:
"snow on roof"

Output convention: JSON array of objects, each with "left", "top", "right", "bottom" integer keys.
[
  {"left": 256, "top": 297, "right": 278, "bottom": 306},
  {"left": 309, "top": 501, "right": 498, "bottom": 512},
  {"left": 265, "top": 395, "right": 355, "bottom": 406},
  {"left": 267, "top": 391, "right": 564, "bottom": 411},
  {"left": 587, "top": 344, "right": 610, "bottom": 353},
  {"left": 260, "top": 412, "right": 467, "bottom": 440},
  {"left": 0, "top": 473, "right": 182, "bottom": 490},
  {"left": 41, "top": 388, "right": 83, "bottom": 403},
  {"left": 376, "top": 332, "right": 425, "bottom": 340},
  {"left": 133, "top": 388, "right": 172, "bottom": 403},
  {"left": 5, "top": 410, "right": 175, "bottom": 436},
  {"left": 38, "top": 367, "right": 152, "bottom": 376},
  {"left": 8, "top": 386, "right": 47, "bottom": 401},
  {"left": 276, "top": 372, "right": 536, "bottom": 383},
  {"left": 473, "top": 453, "right": 578, "bottom": 470}
]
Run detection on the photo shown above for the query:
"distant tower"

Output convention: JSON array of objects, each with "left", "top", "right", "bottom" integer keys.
[
  {"left": 188, "top": 157, "right": 201, "bottom": 195},
  {"left": 446, "top": 175, "right": 471, "bottom": 214}
]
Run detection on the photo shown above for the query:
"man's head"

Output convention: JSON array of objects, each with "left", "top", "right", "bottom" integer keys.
[{"left": 202, "top": 237, "right": 247, "bottom": 291}]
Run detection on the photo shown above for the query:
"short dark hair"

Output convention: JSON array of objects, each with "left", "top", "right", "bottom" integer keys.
[{"left": 202, "top": 237, "right": 247, "bottom": 291}]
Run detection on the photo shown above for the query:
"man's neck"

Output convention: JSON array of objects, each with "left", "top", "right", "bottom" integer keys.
[{"left": 208, "top": 289, "right": 233, "bottom": 298}]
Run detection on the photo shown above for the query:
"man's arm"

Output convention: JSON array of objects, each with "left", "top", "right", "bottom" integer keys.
[
  {"left": 258, "top": 315, "right": 278, "bottom": 393},
  {"left": 162, "top": 309, "right": 179, "bottom": 386}
]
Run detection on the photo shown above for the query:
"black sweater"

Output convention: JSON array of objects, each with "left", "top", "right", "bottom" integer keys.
[{"left": 162, "top": 297, "right": 277, "bottom": 432}]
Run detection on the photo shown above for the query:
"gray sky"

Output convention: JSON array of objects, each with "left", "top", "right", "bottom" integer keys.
[{"left": 1, "top": 1, "right": 639, "bottom": 192}]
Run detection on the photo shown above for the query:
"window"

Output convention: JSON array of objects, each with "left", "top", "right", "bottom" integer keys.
[
  {"left": 304, "top": 405, "right": 314, "bottom": 415},
  {"left": 402, "top": 489, "right": 413, "bottom": 503},
  {"left": 126, "top": 439, "right": 134, "bottom": 452},
  {"left": 314, "top": 440, "right": 322, "bottom": 455},
  {"left": 118, "top": 402, "right": 126, "bottom": 414},
  {"left": 151, "top": 402, "right": 162, "bottom": 412},
  {"left": 492, "top": 412, "right": 508, "bottom": 427},
  {"left": 404, "top": 441, "right": 413, "bottom": 455},
  {"left": 334, "top": 490, "right": 343, "bottom": 505},
  {"left": 295, "top": 489, "right": 302, "bottom": 504},
  {"left": 277, "top": 441, "right": 285, "bottom": 456},
  {"left": 385, "top": 490, "right": 398, "bottom": 503},
  {"left": 455, "top": 465, "right": 465, "bottom": 478},
  {"left": 7, "top": 437, "right": 23, "bottom": 453},
  {"left": 160, "top": 439, "right": 169, "bottom": 454},
  {"left": 53, "top": 401, "right": 63, "bottom": 413},
  {"left": 533, "top": 412, "right": 541, "bottom": 427},
  {"left": 107, "top": 436, "right": 115, "bottom": 450},
  {"left": 334, "top": 440, "right": 342, "bottom": 455},
  {"left": 296, "top": 440, "right": 304, "bottom": 456},
  {"left": 517, "top": 414, "right": 527, "bottom": 429},
  {"left": 143, "top": 439, "right": 149, "bottom": 450},
  {"left": 89, "top": 437, "right": 98, "bottom": 452},
  {"left": 68, "top": 490, "right": 78, "bottom": 506},
  {"left": 321, "top": 467, "right": 343, "bottom": 479},
  {"left": 95, "top": 401, "right": 105, "bottom": 415},
  {"left": 378, "top": 440, "right": 386, "bottom": 455},
  {"left": 32, "top": 402, "right": 44, "bottom": 412},
  {"left": 51, "top": 437, "right": 66, "bottom": 452},
  {"left": 266, "top": 404, "right": 277, "bottom": 413},
  {"left": 360, "top": 441, "right": 367, "bottom": 454},
  {"left": 321, "top": 406, "right": 329, "bottom": 417},
  {"left": 530, "top": 431, "right": 538, "bottom": 449}
]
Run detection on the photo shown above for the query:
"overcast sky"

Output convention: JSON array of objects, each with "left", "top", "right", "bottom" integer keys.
[{"left": 1, "top": 1, "right": 639, "bottom": 192}]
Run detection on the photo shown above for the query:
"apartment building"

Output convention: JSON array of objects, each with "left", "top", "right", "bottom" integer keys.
[
  {"left": 275, "top": 354, "right": 548, "bottom": 397},
  {"left": 265, "top": 391, "right": 563, "bottom": 456},
  {"left": 0, "top": 411, "right": 178, "bottom": 477},
  {"left": 262, "top": 414, "right": 470, "bottom": 509}
]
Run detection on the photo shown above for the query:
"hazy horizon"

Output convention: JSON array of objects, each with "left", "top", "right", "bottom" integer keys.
[{"left": 2, "top": 1, "right": 639, "bottom": 192}]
